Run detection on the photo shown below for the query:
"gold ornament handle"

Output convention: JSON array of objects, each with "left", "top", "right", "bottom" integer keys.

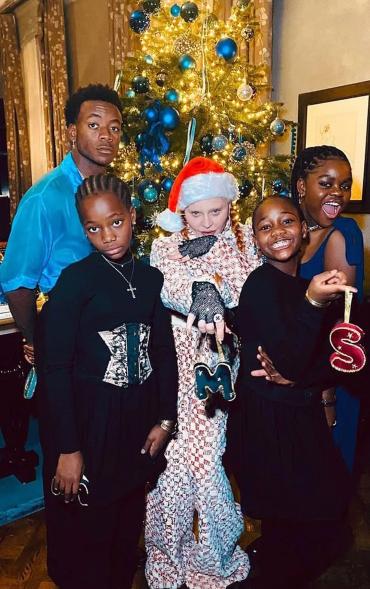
[{"left": 344, "top": 288, "right": 353, "bottom": 324}]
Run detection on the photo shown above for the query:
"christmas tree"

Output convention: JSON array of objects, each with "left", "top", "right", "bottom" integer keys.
[{"left": 113, "top": 0, "right": 295, "bottom": 256}]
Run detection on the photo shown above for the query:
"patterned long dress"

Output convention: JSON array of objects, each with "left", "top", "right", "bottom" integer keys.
[{"left": 145, "top": 222, "right": 260, "bottom": 589}]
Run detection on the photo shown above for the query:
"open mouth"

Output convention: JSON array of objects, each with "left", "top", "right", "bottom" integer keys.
[
  {"left": 271, "top": 239, "right": 291, "bottom": 250},
  {"left": 322, "top": 201, "right": 341, "bottom": 219}
]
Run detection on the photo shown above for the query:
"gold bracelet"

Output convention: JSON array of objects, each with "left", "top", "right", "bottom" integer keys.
[
  {"left": 159, "top": 419, "right": 176, "bottom": 434},
  {"left": 305, "top": 290, "right": 331, "bottom": 308}
]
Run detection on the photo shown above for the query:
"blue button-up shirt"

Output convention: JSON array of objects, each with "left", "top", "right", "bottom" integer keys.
[{"left": 0, "top": 152, "right": 92, "bottom": 294}]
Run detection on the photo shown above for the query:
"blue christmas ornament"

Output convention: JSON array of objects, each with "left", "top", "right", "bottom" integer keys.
[
  {"left": 132, "top": 75, "right": 150, "bottom": 94},
  {"left": 129, "top": 10, "right": 150, "bottom": 34},
  {"left": 270, "top": 117, "right": 286, "bottom": 136},
  {"left": 239, "top": 179, "right": 253, "bottom": 198},
  {"left": 143, "top": 186, "right": 159, "bottom": 202},
  {"left": 161, "top": 177, "right": 173, "bottom": 192},
  {"left": 126, "top": 89, "right": 136, "bottom": 98},
  {"left": 165, "top": 88, "right": 179, "bottom": 102},
  {"left": 232, "top": 145, "right": 247, "bottom": 161},
  {"left": 178, "top": 54, "right": 195, "bottom": 71},
  {"left": 216, "top": 38, "right": 238, "bottom": 61},
  {"left": 131, "top": 197, "right": 142, "bottom": 210},
  {"left": 212, "top": 134, "right": 228, "bottom": 151},
  {"left": 170, "top": 3, "right": 181, "bottom": 16},
  {"left": 279, "top": 188, "right": 290, "bottom": 198},
  {"left": 143, "top": 104, "right": 160, "bottom": 123},
  {"left": 199, "top": 133, "right": 214, "bottom": 154},
  {"left": 180, "top": 2, "right": 199, "bottom": 22},
  {"left": 272, "top": 179, "right": 284, "bottom": 193},
  {"left": 144, "top": 54, "right": 154, "bottom": 64},
  {"left": 159, "top": 106, "right": 179, "bottom": 130},
  {"left": 138, "top": 179, "right": 152, "bottom": 197}
]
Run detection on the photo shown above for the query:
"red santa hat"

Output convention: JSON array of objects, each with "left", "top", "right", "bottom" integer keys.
[{"left": 156, "top": 156, "right": 239, "bottom": 232}]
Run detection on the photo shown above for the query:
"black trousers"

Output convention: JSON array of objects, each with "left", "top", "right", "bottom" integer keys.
[
  {"left": 44, "top": 482, "right": 146, "bottom": 589},
  {"left": 253, "top": 517, "right": 351, "bottom": 588}
]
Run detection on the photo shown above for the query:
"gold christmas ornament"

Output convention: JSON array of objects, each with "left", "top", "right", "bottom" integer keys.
[{"left": 173, "top": 33, "right": 201, "bottom": 57}]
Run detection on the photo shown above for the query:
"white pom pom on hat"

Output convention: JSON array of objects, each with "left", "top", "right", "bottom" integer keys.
[{"left": 156, "top": 156, "right": 239, "bottom": 232}]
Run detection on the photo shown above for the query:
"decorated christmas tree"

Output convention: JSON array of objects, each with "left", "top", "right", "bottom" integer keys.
[{"left": 113, "top": 0, "right": 295, "bottom": 255}]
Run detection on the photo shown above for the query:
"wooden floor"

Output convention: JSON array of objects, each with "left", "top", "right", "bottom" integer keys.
[
  {"left": 0, "top": 510, "right": 259, "bottom": 589},
  {"left": 1, "top": 423, "right": 370, "bottom": 589}
]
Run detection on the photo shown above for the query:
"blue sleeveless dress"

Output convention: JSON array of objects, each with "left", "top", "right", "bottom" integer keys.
[{"left": 300, "top": 216, "right": 364, "bottom": 471}]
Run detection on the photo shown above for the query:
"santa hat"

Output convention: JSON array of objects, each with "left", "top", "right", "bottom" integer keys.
[{"left": 157, "top": 156, "right": 239, "bottom": 232}]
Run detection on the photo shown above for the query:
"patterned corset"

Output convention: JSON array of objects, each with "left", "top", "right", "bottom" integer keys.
[{"left": 98, "top": 322, "right": 152, "bottom": 387}]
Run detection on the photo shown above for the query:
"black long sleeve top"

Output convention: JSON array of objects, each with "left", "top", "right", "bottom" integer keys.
[
  {"left": 237, "top": 263, "right": 334, "bottom": 406},
  {"left": 36, "top": 252, "right": 178, "bottom": 501}
]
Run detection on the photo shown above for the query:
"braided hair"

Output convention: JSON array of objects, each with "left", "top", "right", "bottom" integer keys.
[
  {"left": 291, "top": 145, "right": 350, "bottom": 204},
  {"left": 75, "top": 174, "right": 131, "bottom": 217},
  {"left": 230, "top": 201, "right": 245, "bottom": 253}
]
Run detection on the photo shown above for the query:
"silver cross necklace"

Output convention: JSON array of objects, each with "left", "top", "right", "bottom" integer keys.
[{"left": 101, "top": 254, "right": 137, "bottom": 299}]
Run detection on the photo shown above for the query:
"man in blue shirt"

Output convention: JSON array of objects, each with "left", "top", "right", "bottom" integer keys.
[{"left": 0, "top": 84, "right": 123, "bottom": 361}]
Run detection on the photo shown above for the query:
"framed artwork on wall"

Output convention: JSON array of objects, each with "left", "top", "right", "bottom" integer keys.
[{"left": 298, "top": 81, "right": 370, "bottom": 213}]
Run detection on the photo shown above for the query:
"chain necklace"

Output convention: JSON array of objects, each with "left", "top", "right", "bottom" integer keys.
[
  {"left": 106, "top": 254, "right": 134, "bottom": 268},
  {"left": 307, "top": 224, "right": 322, "bottom": 232},
  {"left": 101, "top": 254, "right": 136, "bottom": 299}
]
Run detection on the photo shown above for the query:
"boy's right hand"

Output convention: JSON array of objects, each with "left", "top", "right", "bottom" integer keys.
[
  {"left": 53, "top": 451, "right": 84, "bottom": 503},
  {"left": 307, "top": 270, "right": 357, "bottom": 305}
]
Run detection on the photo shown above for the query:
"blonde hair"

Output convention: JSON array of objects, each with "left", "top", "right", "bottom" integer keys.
[{"left": 230, "top": 201, "right": 245, "bottom": 253}]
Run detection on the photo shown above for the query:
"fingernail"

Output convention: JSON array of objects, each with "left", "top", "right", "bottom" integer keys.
[{"left": 141, "top": 448, "right": 146, "bottom": 454}]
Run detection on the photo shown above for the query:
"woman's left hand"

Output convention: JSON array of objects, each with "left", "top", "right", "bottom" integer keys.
[{"left": 141, "top": 425, "right": 170, "bottom": 458}]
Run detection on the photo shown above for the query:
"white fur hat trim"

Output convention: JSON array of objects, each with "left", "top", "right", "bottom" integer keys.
[
  {"left": 178, "top": 172, "right": 239, "bottom": 209},
  {"left": 156, "top": 208, "right": 185, "bottom": 232}
]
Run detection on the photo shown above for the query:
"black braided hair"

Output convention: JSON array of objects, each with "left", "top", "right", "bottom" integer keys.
[
  {"left": 75, "top": 174, "right": 131, "bottom": 218},
  {"left": 252, "top": 194, "right": 304, "bottom": 233},
  {"left": 291, "top": 145, "right": 350, "bottom": 204},
  {"left": 65, "top": 84, "right": 122, "bottom": 126}
]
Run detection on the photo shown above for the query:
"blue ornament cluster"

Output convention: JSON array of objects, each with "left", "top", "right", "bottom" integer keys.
[
  {"left": 129, "top": 1, "right": 161, "bottom": 34},
  {"left": 136, "top": 100, "right": 180, "bottom": 169}
]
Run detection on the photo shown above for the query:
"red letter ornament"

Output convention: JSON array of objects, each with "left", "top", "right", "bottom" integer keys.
[{"left": 329, "top": 289, "right": 366, "bottom": 373}]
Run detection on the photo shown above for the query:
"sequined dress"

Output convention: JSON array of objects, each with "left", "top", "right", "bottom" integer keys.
[{"left": 145, "top": 223, "right": 260, "bottom": 589}]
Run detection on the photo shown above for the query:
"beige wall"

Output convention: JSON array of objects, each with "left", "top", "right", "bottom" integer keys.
[
  {"left": 272, "top": 0, "right": 370, "bottom": 294},
  {"left": 64, "top": 0, "right": 110, "bottom": 92}
]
